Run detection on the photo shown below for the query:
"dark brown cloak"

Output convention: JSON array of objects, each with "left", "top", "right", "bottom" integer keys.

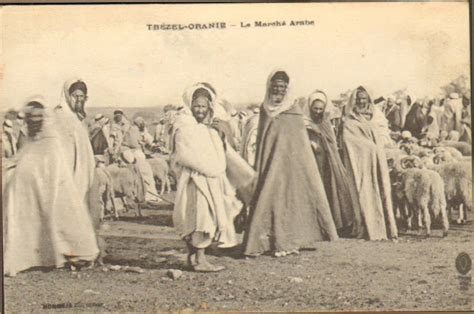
[
  {"left": 243, "top": 105, "right": 338, "bottom": 256},
  {"left": 306, "top": 113, "right": 361, "bottom": 233}
]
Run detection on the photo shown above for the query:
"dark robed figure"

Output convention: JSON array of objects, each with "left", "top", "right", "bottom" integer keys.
[
  {"left": 305, "top": 90, "right": 361, "bottom": 235},
  {"left": 243, "top": 70, "right": 338, "bottom": 257}
]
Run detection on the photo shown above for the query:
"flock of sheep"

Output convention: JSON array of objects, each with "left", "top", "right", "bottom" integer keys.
[{"left": 387, "top": 137, "right": 471, "bottom": 237}]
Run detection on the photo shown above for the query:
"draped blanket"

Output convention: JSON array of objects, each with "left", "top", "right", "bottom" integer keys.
[
  {"left": 306, "top": 115, "right": 360, "bottom": 232},
  {"left": 3, "top": 124, "right": 98, "bottom": 276},
  {"left": 341, "top": 111, "right": 398, "bottom": 240},
  {"left": 243, "top": 105, "right": 339, "bottom": 256},
  {"left": 55, "top": 79, "right": 95, "bottom": 207},
  {"left": 171, "top": 113, "right": 241, "bottom": 248}
]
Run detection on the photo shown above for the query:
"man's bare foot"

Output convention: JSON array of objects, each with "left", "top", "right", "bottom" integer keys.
[{"left": 193, "top": 261, "right": 225, "bottom": 272}]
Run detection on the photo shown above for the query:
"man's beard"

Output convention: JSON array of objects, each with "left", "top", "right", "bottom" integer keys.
[
  {"left": 270, "top": 92, "right": 285, "bottom": 104},
  {"left": 311, "top": 112, "right": 324, "bottom": 123},
  {"left": 193, "top": 113, "right": 207, "bottom": 123},
  {"left": 71, "top": 101, "right": 86, "bottom": 116}
]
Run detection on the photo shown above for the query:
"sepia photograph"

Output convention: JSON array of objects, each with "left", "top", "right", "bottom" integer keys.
[{"left": 1, "top": 2, "right": 472, "bottom": 312}]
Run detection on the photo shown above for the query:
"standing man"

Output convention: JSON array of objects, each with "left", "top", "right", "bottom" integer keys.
[
  {"left": 384, "top": 96, "right": 403, "bottom": 132},
  {"left": 4, "top": 97, "right": 98, "bottom": 277},
  {"left": 55, "top": 78, "right": 96, "bottom": 211},
  {"left": 441, "top": 93, "right": 463, "bottom": 134},
  {"left": 172, "top": 82, "right": 242, "bottom": 272},
  {"left": 120, "top": 116, "right": 159, "bottom": 203},
  {"left": 243, "top": 70, "right": 338, "bottom": 258},
  {"left": 340, "top": 86, "right": 398, "bottom": 241},
  {"left": 305, "top": 90, "right": 361, "bottom": 236},
  {"left": 109, "top": 109, "right": 131, "bottom": 160}
]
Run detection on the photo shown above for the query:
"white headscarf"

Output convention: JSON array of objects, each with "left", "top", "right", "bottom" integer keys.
[
  {"left": 262, "top": 69, "right": 294, "bottom": 117},
  {"left": 182, "top": 82, "right": 216, "bottom": 109},
  {"left": 344, "top": 85, "right": 374, "bottom": 120},
  {"left": 182, "top": 82, "right": 232, "bottom": 122},
  {"left": 58, "top": 77, "right": 87, "bottom": 120}
]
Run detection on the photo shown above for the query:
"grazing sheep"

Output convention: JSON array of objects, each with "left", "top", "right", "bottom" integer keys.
[
  {"left": 105, "top": 163, "right": 145, "bottom": 217},
  {"left": 89, "top": 167, "right": 118, "bottom": 221},
  {"left": 428, "top": 161, "right": 472, "bottom": 224},
  {"left": 88, "top": 166, "right": 116, "bottom": 265},
  {"left": 148, "top": 156, "right": 172, "bottom": 195},
  {"left": 393, "top": 167, "right": 448, "bottom": 237}
]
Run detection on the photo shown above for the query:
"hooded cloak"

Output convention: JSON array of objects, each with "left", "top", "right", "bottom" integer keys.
[
  {"left": 243, "top": 70, "right": 338, "bottom": 256},
  {"left": 340, "top": 86, "right": 398, "bottom": 240},
  {"left": 3, "top": 97, "right": 98, "bottom": 276},
  {"left": 54, "top": 78, "right": 95, "bottom": 208},
  {"left": 305, "top": 90, "right": 361, "bottom": 233}
]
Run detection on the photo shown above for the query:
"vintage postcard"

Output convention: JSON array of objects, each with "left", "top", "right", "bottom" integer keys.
[{"left": 1, "top": 2, "right": 472, "bottom": 312}]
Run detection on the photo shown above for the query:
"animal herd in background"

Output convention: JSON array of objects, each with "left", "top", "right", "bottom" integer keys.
[{"left": 386, "top": 133, "right": 472, "bottom": 236}]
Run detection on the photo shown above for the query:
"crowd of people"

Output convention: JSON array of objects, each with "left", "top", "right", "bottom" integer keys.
[{"left": 2, "top": 70, "right": 471, "bottom": 275}]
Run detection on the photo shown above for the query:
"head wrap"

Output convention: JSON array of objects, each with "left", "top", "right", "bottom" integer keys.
[
  {"left": 183, "top": 83, "right": 216, "bottom": 107},
  {"left": 182, "top": 82, "right": 219, "bottom": 122},
  {"left": 308, "top": 90, "right": 328, "bottom": 108},
  {"left": 305, "top": 90, "right": 327, "bottom": 118},
  {"left": 68, "top": 80, "right": 88, "bottom": 95},
  {"left": 270, "top": 71, "right": 290, "bottom": 84},
  {"left": 262, "top": 69, "right": 294, "bottom": 117},
  {"left": 134, "top": 116, "right": 145, "bottom": 128},
  {"left": 344, "top": 85, "right": 374, "bottom": 119},
  {"left": 192, "top": 88, "right": 212, "bottom": 102},
  {"left": 95, "top": 113, "right": 104, "bottom": 121},
  {"left": 114, "top": 109, "right": 124, "bottom": 115},
  {"left": 401, "top": 130, "right": 412, "bottom": 139},
  {"left": 17, "top": 111, "right": 25, "bottom": 120},
  {"left": 58, "top": 78, "right": 87, "bottom": 120}
]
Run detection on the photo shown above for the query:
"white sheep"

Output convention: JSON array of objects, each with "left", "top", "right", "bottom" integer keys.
[
  {"left": 393, "top": 166, "right": 449, "bottom": 237},
  {"left": 427, "top": 161, "right": 472, "bottom": 224}
]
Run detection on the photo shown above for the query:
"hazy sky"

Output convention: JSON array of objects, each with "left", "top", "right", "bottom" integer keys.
[{"left": 1, "top": 2, "right": 470, "bottom": 110}]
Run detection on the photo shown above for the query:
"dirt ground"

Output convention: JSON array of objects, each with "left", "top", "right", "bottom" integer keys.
[{"left": 3, "top": 202, "right": 474, "bottom": 312}]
